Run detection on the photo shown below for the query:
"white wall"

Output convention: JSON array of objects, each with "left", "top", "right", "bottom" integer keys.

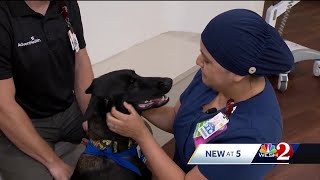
[
  {"left": 78, "top": 1, "right": 265, "bottom": 64},
  {"left": 164, "top": 1, "right": 265, "bottom": 32}
]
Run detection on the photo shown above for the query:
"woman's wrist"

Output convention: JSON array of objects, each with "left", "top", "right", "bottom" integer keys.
[{"left": 135, "top": 125, "right": 152, "bottom": 144}]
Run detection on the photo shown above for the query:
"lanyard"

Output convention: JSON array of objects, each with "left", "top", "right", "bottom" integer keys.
[
  {"left": 60, "top": 2, "right": 74, "bottom": 32},
  {"left": 59, "top": 1, "right": 80, "bottom": 52},
  {"left": 225, "top": 98, "right": 235, "bottom": 118}
]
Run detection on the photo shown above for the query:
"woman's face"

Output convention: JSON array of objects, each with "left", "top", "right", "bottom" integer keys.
[{"left": 196, "top": 41, "right": 234, "bottom": 91}]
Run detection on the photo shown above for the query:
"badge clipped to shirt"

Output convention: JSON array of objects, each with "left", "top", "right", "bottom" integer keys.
[
  {"left": 193, "top": 99, "right": 236, "bottom": 147},
  {"left": 193, "top": 112, "right": 229, "bottom": 147},
  {"left": 68, "top": 30, "right": 80, "bottom": 52},
  {"left": 198, "top": 112, "right": 229, "bottom": 139},
  {"left": 136, "top": 145, "right": 147, "bottom": 164}
]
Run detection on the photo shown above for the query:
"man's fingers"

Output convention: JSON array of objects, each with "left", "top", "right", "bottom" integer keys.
[
  {"left": 81, "top": 138, "right": 89, "bottom": 145},
  {"left": 82, "top": 121, "right": 88, "bottom": 132}
]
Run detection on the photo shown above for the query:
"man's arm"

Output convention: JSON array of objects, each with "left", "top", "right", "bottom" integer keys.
[
  {"left": 0, "top": 78, "right": 72, "bottom": 178},
  {"left": 74, "top": 48, "right": 94, "bottom": 114},
  {"left": 0, "top": 8, "right": 72, "bottom": 179},
  {"left": 141, "top": 100, "right": 180, "bottom": 133}
]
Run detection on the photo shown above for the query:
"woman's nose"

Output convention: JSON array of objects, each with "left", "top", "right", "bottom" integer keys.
[{"left": 196, "top": 54, "right": 203, "bottom": 67}]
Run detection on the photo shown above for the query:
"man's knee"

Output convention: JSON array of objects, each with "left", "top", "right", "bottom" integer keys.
[
  {"left": 0, "top": 158, "right": 52, "bottom": 180},
  {"left": 1, "top": 169, "right": 52, "bottom": 180},
  {"left": 0, "top": 135, "right": 53, "bottom": 180}
]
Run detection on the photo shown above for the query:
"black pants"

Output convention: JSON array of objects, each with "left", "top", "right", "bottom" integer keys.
[{"left": 0, "top": 100, "right": 86, "bottom": 180}]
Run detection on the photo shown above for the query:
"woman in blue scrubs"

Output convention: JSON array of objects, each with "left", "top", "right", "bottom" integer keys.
[{"left": 106, "top": 9, "right": 294, "bottom": 180}]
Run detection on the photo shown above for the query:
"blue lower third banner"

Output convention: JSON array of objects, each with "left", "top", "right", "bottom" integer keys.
[{"left": 188, "top": 143, "right": 320, "bottom": 164}]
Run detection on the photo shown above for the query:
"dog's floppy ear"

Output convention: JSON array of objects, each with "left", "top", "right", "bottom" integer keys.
[{"left": 85, "top": 79, "right": 96, "bottom": 94}]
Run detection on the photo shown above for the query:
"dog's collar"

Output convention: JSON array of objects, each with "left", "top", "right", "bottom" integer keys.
[
  {"left": 84, "top": 140, "right": 142, "bottom": 176},
  {"left": 91, "top": 139, "right": 112, "bottom": 150},
  {"left": 91, "top": 139, "right": 134, "bottom": 153}
]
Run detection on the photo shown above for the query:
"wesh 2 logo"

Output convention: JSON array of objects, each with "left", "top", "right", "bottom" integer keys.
[{"left": 259, "top": 142, "right": 294, "bottom": 160}]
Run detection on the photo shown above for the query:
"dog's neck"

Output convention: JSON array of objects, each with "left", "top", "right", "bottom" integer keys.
[
  {"left": 109, "top": 98, "right": 130, "bottom": 114},
  {"left": 86, "top": 96, "right": 135, "bottom": 152}
]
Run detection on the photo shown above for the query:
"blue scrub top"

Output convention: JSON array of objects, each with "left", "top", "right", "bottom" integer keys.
[{"left": 173, "top": 70, "right": 283, "bottom": 180}]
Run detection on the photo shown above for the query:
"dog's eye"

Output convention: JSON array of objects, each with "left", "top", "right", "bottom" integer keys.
[{"left": 129, "top": 78, "right": 136, "bottom": 84}]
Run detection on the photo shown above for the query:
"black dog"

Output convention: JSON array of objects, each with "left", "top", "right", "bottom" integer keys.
[{"left": 71, "top": 69, "right": 172, "bottom": 180}]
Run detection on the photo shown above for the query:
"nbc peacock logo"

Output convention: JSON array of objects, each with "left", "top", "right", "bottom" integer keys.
[{"left": 258, "top": 143, "right": 278, "bottom": 158}]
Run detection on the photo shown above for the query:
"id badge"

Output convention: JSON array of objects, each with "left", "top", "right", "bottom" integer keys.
[
  {"left": 193, "top": 112, "right": 229, "bottom": 147},
  {"left": 198, "top": 112, "right": 229, "bottom": 139},
  {"left": 136, "top": 145, "right": 147, "bottom": 163},
  {"left": 194, "top": 125, "right": 227, "bottom": 147},
  {"left": 68, "top": 30, "right": 80, "bottom": 52}
]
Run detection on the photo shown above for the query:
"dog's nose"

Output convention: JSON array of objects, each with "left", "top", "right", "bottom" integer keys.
[{"left": 159, "top": 78, "right": 172, "bottom": 89}]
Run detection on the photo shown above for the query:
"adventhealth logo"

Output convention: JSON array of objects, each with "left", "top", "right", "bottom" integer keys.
[
  {"left": 259, "top": 143, "right": 277, "bottom": 157},
  {"left": 18, "top": 36, "right": 41, "bottom": 47}
]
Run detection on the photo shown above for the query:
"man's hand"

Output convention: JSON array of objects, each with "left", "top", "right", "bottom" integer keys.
[
  {"left": 48, "top": 159, "right": 73, "bottom": 180},
  {"left": 82, "top": 120, "right": 88, "bottom": 132},
  {"left": 0, "top": 78, "right": 75, "bottom": 180},
  {"left": 81, "top": 120, "right": 89, "bottom": 145}
]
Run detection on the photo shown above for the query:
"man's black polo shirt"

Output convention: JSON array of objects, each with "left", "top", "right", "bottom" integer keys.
[{"left": 0, "top": 1, "right": 86, "bottom": 118}]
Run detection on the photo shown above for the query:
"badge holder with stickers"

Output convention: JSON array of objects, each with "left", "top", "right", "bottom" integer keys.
[
  {"left": 193, "top": 99, "right": 236, "bottom": 147},
  {"left": 60, "top": 2, "right": 80, "bottom": 53}
]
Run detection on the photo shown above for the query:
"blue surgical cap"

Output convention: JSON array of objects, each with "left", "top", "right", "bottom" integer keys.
[{"left": 201, "top": 9, "right": 294, "bottom": 76}]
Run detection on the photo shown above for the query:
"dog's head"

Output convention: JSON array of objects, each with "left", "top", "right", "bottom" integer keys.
[
  {"left": 84, "top": 69, "right": 172, "bottom": 120},
  {"left": 84, "top": 70, "right": 172, "bottom": 140}
]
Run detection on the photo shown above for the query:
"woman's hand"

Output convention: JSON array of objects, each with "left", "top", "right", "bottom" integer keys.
[{"left": 106, "top": 102, "right": 149, "bottom": 142}]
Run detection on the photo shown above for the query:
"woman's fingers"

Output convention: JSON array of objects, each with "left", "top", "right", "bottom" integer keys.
[
  {"left": 105, "top": 103, "right": 143, "bottom": 139},
  {"left": 107, "top": 112, "right": 122, "bottom": 131},
  {"left": 123, "top": 101, "right": 137, "bottom": 115},
  {"left": 110, "top": 106, "right": 129, "bottom": 120}
]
